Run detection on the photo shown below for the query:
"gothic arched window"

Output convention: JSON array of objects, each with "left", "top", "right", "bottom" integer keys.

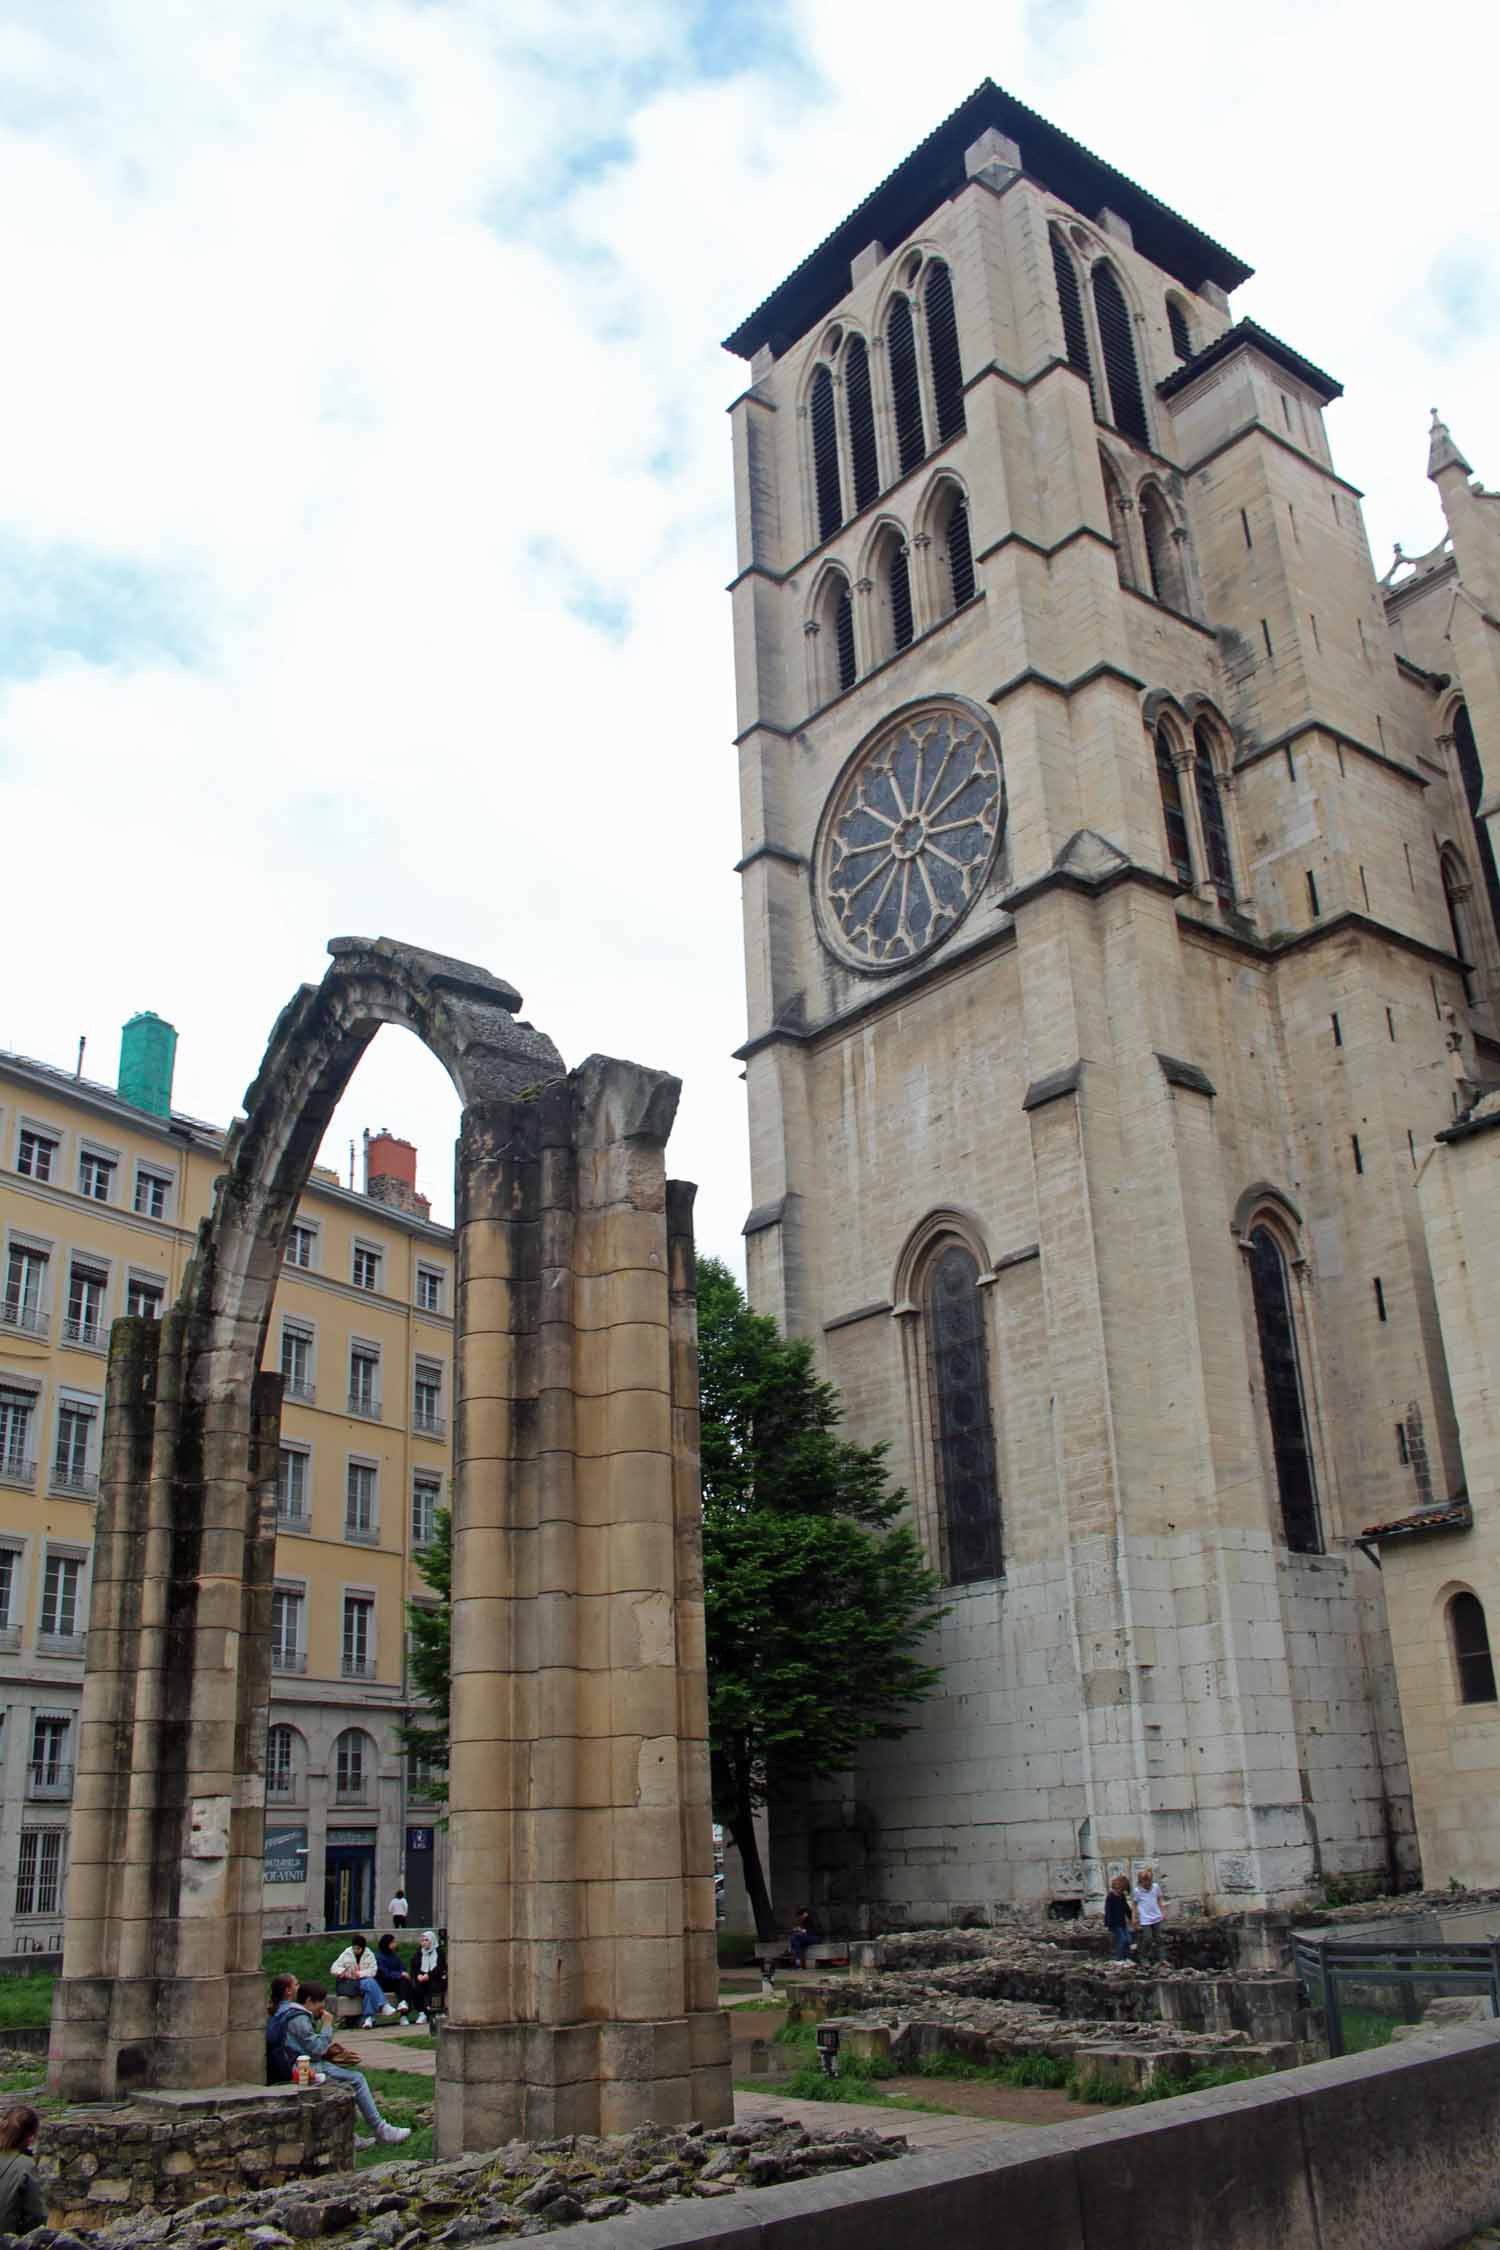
[
  {"left": 940, "top": 488, "right": 975, "bottom": 612},
  {"left": 810, "top": 569, "right": 857, "bottom": 703},
  {"left": 1156, "top": 722, "right": 1193, "bottom": 885},
  {"left": 809, "top": 364, "right": 842, "bottom": 543},
  {"left": 887, "top": 295, "right": 926, "bottom": 477},
  {"left": 1450, "top": 1591, "right": 1498, "bottom": 1705},
  {"left": 1441, "top": 845, "right": 1475, "bottom": 1000},
  {"left": 882, "top": 531, "right": 914, "bottom": 655},
  {"left": 844, "top": 335, "right": 881, "bottom": 514},
  {"left": 1166, "top": 298, "right": 1194, "bottom": 362},
  {"left": 1247, "top": 1224, "right": 1320, "bottom": 1554},
  {"left": 1102, "top": 454, "right": 1133, "bottom": 588},
  {"left": 925, "top": 1244, "right": 1002, "bottom": 1584},
  {"left": 1092, "top": 263, "right": 1149, "bottom": 446},
  {"left": 1050, "top": 227, "right": 1096, "bottom": 409},
  {"left": 924, "top": 260, "right": 965, "bottom": 444},
  {"left": 1453, "top": 702, "right": 1500, "bottom": 946},
  {"left": 833, "top": 581, "right": 856, "bottom": 693},
  {"left": 1193, "top": 720, "right": 1234, "bottom": 900},
  {"left": 1140, "top": 485, "right": 1187, "bottom": 611}
]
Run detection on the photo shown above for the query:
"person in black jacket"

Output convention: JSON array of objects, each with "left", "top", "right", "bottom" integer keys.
[
  {"left": 1104, "top": 1873, "right": 1133, "bottom": 1962},
  {"left": 0, "top": 2105, "right": 46, "bottom": 2234}
]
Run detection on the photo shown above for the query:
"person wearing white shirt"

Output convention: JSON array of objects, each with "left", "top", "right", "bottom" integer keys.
[
  {"left": 1131, "top": 1867, "right": 1165, "bottom": 1965},
  {"left": 388, "top": 1888, "right": 409, "bottom": 1929},
  {"left": 328, "top": 1935, "right": 394, "bottom": 2027}
]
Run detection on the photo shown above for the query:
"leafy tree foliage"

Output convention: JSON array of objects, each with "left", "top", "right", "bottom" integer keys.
[
  {"left": 400, "top": 1503, "right": 451, "bottom": 1784},
  {"left": 698, "top": 1256, "right": 946, "bottom": 1938}
]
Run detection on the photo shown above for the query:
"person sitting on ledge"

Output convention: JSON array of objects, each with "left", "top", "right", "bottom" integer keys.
[
  {"left": 789, "top": 1907, "right": 813, "bottom": 1969},
  {"left": 329, "top": 1932, "right": 400, "bottom": 2027},
  {"left": 375, "top": 1933, "right": 421, "bottom": 2018},
  {"left": 265, "top": 1972, "right": 410, "bottom": 2145},
  {"left": 413, "top": 1928, "right": 446, "bottom": 2022},
  {"left": 0, "top": 2106, "right": 46, "bottom": 2235}
]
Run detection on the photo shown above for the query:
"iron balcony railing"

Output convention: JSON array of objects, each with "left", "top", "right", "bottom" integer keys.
[
  {"left": 272, "top": 1647, "right": 308, "bottom": 1674},
  {"left": 35, "top": 1630, "right": 85, "bottom": 1658},
  {"left": 347, "top": 1391, "right": 382, "bottom": 1420},
  {"left": 282, "top": 1376, "right": 316, "bottom": 1404},
  {"left": 0, "top": 1455, "right": 37, "bottom": 1492},
  {"left": 276, "top": 1499, "right": 311, "bottom": 1531},
  {"left": 63, "top": 1316, "right": 105, "bottom": 1350},
  {"left": 51, "top": 1463, "right": 98, "bottom": 1498},
  {"left": 343, "top": 1520, "right": 379, "bottom": 1546},
  {"left": 334, "top": 1778, "right": 370, "bottom": 1804},
  {"left": 341, "top": 1653, "right": 377, "bottom": 1681},
  {"left": 27, "top": 1763, "right": 74, "bottom": 1801},
  {"left": 266, "top": 1772, "right": 300, "bottom": 1799},
  {"left": 412, "top": 1408, "right": 446, "bottom": 1438},
  {"left": 1, "top": 1300, "right": 48, "bottom": 1337}
]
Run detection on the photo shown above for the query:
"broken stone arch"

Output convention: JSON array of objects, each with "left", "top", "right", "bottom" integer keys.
[{"left": 50, "top": 936, "right": 731, "bottom": 2149}]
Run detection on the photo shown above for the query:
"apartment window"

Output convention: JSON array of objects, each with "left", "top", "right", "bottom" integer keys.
[
  {"left": 280, "top": 1320, "right": 315, "bottom": 1403},
  {"left": 285, "top": 1223, "right": 316, "bottom": 1270},
  {"left": 342, "top": 1595, "right": 375, "bottom": 1679},
  {"left": 271, "top": 1586, "right": 305, "bottom": 1672},
  {"left": 407, "top": 1746, "right": 439, "bottom": 1800},
  {"left": 78, "top": 1150, "right": 116, "bottom": 1203},
  {"left": 52, "top": 1397, "right": 98, "bottom": 1496},
  {"left": 0, "top": 1386, "right": 37, "bottom": 1488},
  {"left": 412, "top": 1473, "right": 440, "bottom": 1551},
  {"left": 126, "top": 1274, "right": 164, "bottom": 1321},
  {"left": 413, "top": 1361, "right": 444, "bottom": 1436},
  {"left": 266, "top": 1722, "right": 295, "bottom": 1798},
  {"left": 0, "top": 1545, "right": 19, "bottom": 1634},
  {"left": 29, "top": 1713, "right": 71, "bottom": 1797},
  {"left": 334, "top": 1727, "right": 367, "bottom": 1800},
  {"left": 3, "top": 1243, "right": 50, "bottom": 1336},
  {"left": 39, "top": 1552, "right": 84, "bottom": 1643},
  {"left": 352, "top": 1243, "right": 382, "bottom": 1293},
  {"left": 15, "top": 1128, "right": 57, "bottom": 1183},
  {"left": 345, "top": 1460, "right": 378, "bottom": 1543},
  {"left": 348, "top": 1346, "right": 380, "bottom": 1419},
  {"left": 15, "top": 1828, "right": 64, "bottom": 1918},
  {"left": 133, "top": 1168, "right": 172, "bottom": 1221},
  {"left": 277, "top": 1445, "right": 310, "bottom": 1528},
  {"left": 65, "top": 1261, "right": 108, "bottom": 1350},
  {"left": 416, "top": 1265, "right": 444, "bottom": 1314}
]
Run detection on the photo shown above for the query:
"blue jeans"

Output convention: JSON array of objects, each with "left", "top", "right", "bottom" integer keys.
[
  {"left": 1112, "top": 1925, "right": 1132, "bottom": 1961},
  {"left": 317, "top": 2061, "right": 381, "bottom": 2131},
  {"left": 357, "top": 1977, "right": 385, "bottom": 2018}
]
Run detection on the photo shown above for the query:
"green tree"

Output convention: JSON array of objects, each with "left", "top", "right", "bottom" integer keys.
[
  {"left": 401, "top": 1504, "right": 452, "bottom": 1788},
  {"left": 698, "top": 1256, "right": 946, "bottom": 1939}
]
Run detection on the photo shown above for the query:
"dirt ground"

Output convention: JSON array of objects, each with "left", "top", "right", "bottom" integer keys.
[{"left": 881, "top": 2076, "right": 1103, "bottom": 2125}]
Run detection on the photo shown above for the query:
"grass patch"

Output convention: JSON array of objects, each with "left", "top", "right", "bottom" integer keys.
[
  {"left": 1340, "top": 2008, "right": 1399, "bottom": 2054},
  {"left": 392, "top": 2033, "right": 438, "bottom": 2051},
  {"left": 0, "top": 1975, "right": 56, "bottom": 2031},
  {"left": 350, "top": 2067, "right": 434, "bottom": 2169},
  {"left": 911, "top": 2051, "right": 1071, "bottom": 2089}
]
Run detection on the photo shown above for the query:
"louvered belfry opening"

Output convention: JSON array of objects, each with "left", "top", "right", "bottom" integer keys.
[
  {"left": 844, "top": 336, "right": 881, "bottom": 514},
  {"left": 888, "top": 295, "right": 926, "bottom": 477},
  {"left": 888, "top": 539, "right": 915, "bottom": 652},
  {"left": 925, "top": 1244, "right": 1002, "bottom": 1585},
  {"left": 924, "top": 261, "right": 965, "bottom": 444},
  {"left": 810, "top": 363, "right": 842, "bottom": 543},
  {"left": 1193, "top": 720, "right": 1234, "bottom": 899},
  {"left": 1092, "top": 263, "right": 1149, "bottom": 446},
  {"left": 1140, "top": 486, "right": 1185, "bottom": 611},
  {"left": 1167, "top": 299, "right": 1193, "bottom": 362},
  {"left": 1248, "top": 1224, "right": 1321, "bottom": 1554},
  {"left": 1101, "top": 455, "right": 1133, "bottom": 586},
  {"left": 833, "top": 581, "right": 857, "bottom": 693},
  {"left": 1049, "top": 227, "right": 1095, "bottom": 407},
  {"left": 944, "top": 491, "right": 975, "bottom": 610},
  {"left": 1454, "top": 702, "right": 1500, "bottom": 944},
  {"left": 1155, "top": 723, "right": 1193, "bottom": 884}
]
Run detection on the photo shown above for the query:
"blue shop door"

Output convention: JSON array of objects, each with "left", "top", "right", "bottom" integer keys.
[
  {"left": 405, "top": 1828, "right": 436, "bottom": 1926},
  {"left": 324, "top": 1832, "right": 376, "bottom": 1930}
]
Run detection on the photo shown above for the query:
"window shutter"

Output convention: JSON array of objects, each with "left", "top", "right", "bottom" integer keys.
[
  {"left": 888, "top": 542, "right": 914, "bottom": 651},
  {"left": 844, "top": 337, "right": 880, "bottom": 512},
  {"left": 833, "top": 584, "right": 856, "bottom": 691},
  {"left": 1049, "top": 229, "right": 1096, "bottom": 409},
  {"left": 1092, "top": 264, "right": 1149, "bottom": 445},
  {"left": 1167, "top": 300, "right": 1193, "bottom": 362},
  {"left": 924, "top": 262, "right": 965, "bottom": 443},
  {"left": 809, "top": 364, "right": 842, "bottom": 542},
  {"left": 945, "top": 495, "right": 975, "bottom": 610},
  {"left": 888, "top": 296, "right": 926, "bottom": 477}
]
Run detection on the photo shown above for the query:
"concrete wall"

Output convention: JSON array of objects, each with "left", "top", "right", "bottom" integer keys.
[{"left": 582, "top": 2024, "right": 1500, "bottom": 2250}]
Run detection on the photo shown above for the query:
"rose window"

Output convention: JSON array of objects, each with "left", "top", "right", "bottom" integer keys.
[{"left": 817, "top": 702, "right": 1003, "bottom": 969}]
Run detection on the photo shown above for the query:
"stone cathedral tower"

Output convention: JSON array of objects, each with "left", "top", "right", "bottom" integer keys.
[{"left": 721, "top": 82, "right": 1500, "bottom": 1917}]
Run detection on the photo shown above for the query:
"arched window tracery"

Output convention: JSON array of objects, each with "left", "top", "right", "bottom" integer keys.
[
  {"left": 1246, "top": 1222, "right": 1320, "bottom": 1554},
  {"left": 923, "top": 1243, "right": 1002, "bottom": 1584}
]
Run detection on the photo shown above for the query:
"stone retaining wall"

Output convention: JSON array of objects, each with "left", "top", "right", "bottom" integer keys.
[{"left": 39, "top": 2083, "right": 355, "bottom": 2228}]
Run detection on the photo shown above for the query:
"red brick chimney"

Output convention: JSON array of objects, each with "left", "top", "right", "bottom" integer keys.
[{"left": 365, "top": 1130, "right": 430, "bottom": 1221}]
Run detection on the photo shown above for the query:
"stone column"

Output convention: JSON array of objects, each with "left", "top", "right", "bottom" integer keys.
[{"left": 437, "top": 1056, "right": 730, "bottom": 2151}]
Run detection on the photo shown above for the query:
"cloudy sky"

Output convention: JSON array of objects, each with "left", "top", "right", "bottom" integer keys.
[{"left": 0, "top": 0, "right": 1493, "bottom": 1263}]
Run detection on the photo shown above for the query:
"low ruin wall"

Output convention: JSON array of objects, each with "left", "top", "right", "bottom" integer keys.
[
  {"left": 570, "top": 2024, "right": 1500, "bottom": 2250},
  {"left": 40, "top": 2083, "right": 355, "bottom": 2228}
]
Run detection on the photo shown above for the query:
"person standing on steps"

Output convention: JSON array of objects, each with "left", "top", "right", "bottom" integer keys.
[
  {"left": 329, "top": 1933, "right": 396, "bottom": 2026},
  {"left": 1104, "top": 1872, "right": 1133, "bottom": 1962},
  {"left": 388, "top": 1884, "right": 409, "bottom": 1929},
  {"left": 1131, "top": 1865, "right": 1166, "bottom": 1966},
  {"left": 0, "top": 2107, "right": 46, "bottom": 2234},
  {"left": 265, "top": 1975, "right": 411, "bottom": 2145}
]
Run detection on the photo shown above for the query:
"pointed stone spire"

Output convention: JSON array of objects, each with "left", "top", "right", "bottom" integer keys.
[{"left": 1428, "top": 407, "right": 1472, "bottom": 481}]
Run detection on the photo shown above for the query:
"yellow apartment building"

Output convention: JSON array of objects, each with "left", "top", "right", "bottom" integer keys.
[{"left": 0, "top": 1015, "right": 452, "bottom": 1955}]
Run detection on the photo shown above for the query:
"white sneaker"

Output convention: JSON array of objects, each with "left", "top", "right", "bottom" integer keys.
[
  {"left": 414, "top": 2013, "right": 427, "bottom": 2026},
  {"left": 396, "top": 2002, "right": 409, "bottom": 2015},
  {"left": 379, "top": 2003, "right": 398, "bottom": 2018},
  {"left": 361, "top": 2016, "right": 374, "bottom": 2028},
  {"left": 375, "top": 2123, "right": 411, "bottom": 2144}
]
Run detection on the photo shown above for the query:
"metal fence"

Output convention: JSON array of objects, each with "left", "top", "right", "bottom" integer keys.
[{"left": 1294, "top": 1932, "right": 1500, "bottom": 2057}]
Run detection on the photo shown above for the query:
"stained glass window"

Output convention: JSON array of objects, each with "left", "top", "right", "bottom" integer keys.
[{"left": 926, "top": 1246, "right": 1001, "bottom": 1584}]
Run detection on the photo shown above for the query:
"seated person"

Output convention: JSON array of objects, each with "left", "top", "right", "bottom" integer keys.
[
  {"left": 413, "top": 1928, "right": 446, "bottom": 2022},
  {"left": 328, "top": 1933, "right": 398, "bottom": 2026},
  {"left": 789, "top": 1908, "right": 813, "bottom": 1968},
  {"left": 374, "top": 1933, "right": 419, "bottom": 2015},
  {"left": 265, "top": 1973, "right": 410, "bottom": 2144},
  {"left": 0, "top": 2106, "right": 46, "bottom": 2236}
]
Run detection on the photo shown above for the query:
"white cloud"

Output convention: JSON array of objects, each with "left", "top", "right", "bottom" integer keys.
[{"left": 0, "top": 0, "right": 1494, "bottom": 1265}]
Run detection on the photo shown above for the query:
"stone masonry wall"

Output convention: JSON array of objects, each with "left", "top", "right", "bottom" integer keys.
[{"left": 39, "top": 2084, "right": 355, "bottom": 2230}]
